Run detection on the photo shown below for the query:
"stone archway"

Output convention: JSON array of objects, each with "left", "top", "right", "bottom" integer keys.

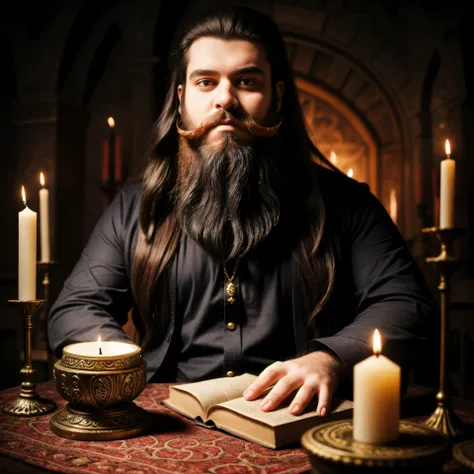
[{"left": 283, "top": 33, "right": 409, "bottom": 231}]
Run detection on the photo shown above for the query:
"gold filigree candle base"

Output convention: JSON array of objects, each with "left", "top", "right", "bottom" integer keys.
[
  {"left": 1, "top": 300, "right": 56, "bottom": 417},
  {"left": 301, "top": 420, "right": 451, "bottom": 473},
  {"left": 50, "top": 401, "right": 150, "bottom": 441},
  {"left": 2, "top": 392, "right": 56, "bottom": 416}
]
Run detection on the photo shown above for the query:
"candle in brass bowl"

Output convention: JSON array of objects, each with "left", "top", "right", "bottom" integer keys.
[{"left": 49, "top": 340, "right": 149, "bottom": 441}]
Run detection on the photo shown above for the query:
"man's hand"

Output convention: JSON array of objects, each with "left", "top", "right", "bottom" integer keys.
[{"left": 242, "top": 351, "right": 344, "bottom": 416}]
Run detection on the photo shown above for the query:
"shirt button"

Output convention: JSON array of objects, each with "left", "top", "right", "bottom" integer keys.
[
  {"left": 227, "top": 371, "right": 234, "bottom": 377},
  {"left": 226, "top": 321, "right": 236, "bottom": 331}
]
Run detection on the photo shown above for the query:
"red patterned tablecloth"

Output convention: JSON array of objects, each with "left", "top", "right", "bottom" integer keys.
[
  {"left": 0, "top": 381, "right": 312, "bottom": 474},
  {"left": 1, "top": 382, "right": 473, "bottom": 473}
]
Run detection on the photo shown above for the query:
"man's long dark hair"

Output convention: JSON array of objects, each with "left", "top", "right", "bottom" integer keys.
[{"left": 131, "top": 6, "right": 338, "bottom": 350}]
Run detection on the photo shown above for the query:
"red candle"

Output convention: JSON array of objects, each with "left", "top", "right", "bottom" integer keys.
[
  {"left": 102, "top": 139, "right": 110, "bottom": 182},
  {"left": 114, "top": 134, "right": 122, "bottom": 183}
]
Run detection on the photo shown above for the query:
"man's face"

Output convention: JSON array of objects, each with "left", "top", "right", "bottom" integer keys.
[{"left": 178, "top": 37, "right": 283, "bottom": 146}]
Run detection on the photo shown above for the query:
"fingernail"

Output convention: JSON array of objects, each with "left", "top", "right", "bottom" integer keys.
[
  {"left": 320, "top": 407, "right": 327, "bottom": 416},
  {"left": 290, "top": 403, "right": 300, "bottom": 414},
  {"left": 243, "top": 389, "right": 253, "bottom": 399},
  {"left": 260, "top": 399, "right": 272, "bottom": 411}
]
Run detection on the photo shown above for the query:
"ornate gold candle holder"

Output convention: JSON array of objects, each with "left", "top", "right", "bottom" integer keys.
[
  {"left": 49, "top": 341, "right": 149, "bottom": 440},
  {"left": 2, "top": 300, "right": 56, "bottom": 416},
  {"left": 421, "top": 226, "right": 467, "bottom": 440},
  {"left": 301, "top": 419, "right": 451, "bottom": 473}
]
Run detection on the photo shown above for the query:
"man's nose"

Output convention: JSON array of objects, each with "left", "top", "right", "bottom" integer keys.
[{"left": 214, "top": 83, "right": 238, "bottom": 111}]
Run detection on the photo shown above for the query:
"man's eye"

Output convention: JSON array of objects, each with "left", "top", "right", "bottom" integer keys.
[
  {"left": 239, "top": 78, "right": 256, "bottom": 87},
  {"left": 197, "top": 80, "right": 213, "bottom": 88}
]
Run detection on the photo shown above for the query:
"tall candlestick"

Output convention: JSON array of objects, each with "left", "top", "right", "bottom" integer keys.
[
  {"left": 19, "top": 186, "right": 37, "bottom": 301},
  {"left": 440, "top": 139, "right": 455, "bottom": 228},
  {"left": 107, "top": 116, "right": 116, "bottom": 184},
  {"left": 353, "top": 329, "right": 401, "bottom": 444},
  {"left": 39, "top": 172, "right": 51, "bottom": 263}
]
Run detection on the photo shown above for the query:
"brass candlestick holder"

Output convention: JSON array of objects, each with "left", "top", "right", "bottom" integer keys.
[
  {"left": 301, "top": 419, "right": 451, "bottom": 473},
  {"left": 36, "top": 261, "right": 56, "bottom": 350},
  {"left": 50, "top": 341, "right": 149, "bottom": 440},
  {"left": 2, "top": 300, "right": 56, "bottom": 416},
  {"left": 421, "top": 226, "right": 467, "bottom": 440}
]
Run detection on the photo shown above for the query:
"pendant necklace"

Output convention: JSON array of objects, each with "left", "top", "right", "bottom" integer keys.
[{"left": 223, "top": 258, "right": 240, "bottom": 304}]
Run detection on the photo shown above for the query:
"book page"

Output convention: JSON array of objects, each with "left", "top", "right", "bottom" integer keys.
[
  {"left": 171, "top": 373, "right": 257, "bottom": 417},
  {"left": 210, "top": 394, "right": 353, "bottom": 428}
]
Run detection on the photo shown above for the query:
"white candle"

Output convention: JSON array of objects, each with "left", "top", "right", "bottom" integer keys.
[
  {"left": 389, "top": 189, "right": 397, "bottom": 224},
  {"left": 19, "top": 186, "right": 37, "bottom": 301},
  {"left": 353, "top": 329, "right": 400, "bottom": 444},
  {"left": 440, "top": 139, "right": 455, "bottom": 228},
  {"left": 39, "top": 172, "right": 51, "bottom": 263},
  {"left": 65, "top": 340, "right": 139, "bottom": 357}
]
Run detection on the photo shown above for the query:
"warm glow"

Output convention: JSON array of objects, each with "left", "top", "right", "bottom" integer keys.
[
  {"left": 98, "top": 334, "right": 101, "bottom": 344},
  {"left": 330, "top": 150, "right": 337, "bottom": 165},
  {"left": 107, "top": 117, "right": 115, "bottom": 128},
  {"left": 21, "top": 186, "right": 27, "bottom": 205},
  {"left": 348, "top": 168, "right": 354, "bottom": 178},
  {"left": 445, "top": 139, "right": 451, "bottom": 157},
  {"left": 389, "top": 189, "right": 397, "bottom": 223},
  {"left": 40, "top": 172, "right": 45, "bottom": 187},
  {"left": 373, "top": 329, "right": 382, "bottom": 355}
]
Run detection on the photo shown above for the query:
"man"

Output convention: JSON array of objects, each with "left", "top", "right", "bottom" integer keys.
[{"left": 48, "top": 6, "right": 437, "bottom": 418}]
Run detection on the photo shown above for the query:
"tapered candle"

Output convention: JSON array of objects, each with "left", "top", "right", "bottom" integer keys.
[
  {"left": 39, "top": 172, "right": 51, "bottom": 263},
  {"left": 19, "top": 186, "right": 37, "bottom": 300},
  {"left": 353, "top": 329, "right": 400, "bottom": 444},
  {"left": 440, "top": 139, "right": 455, "bottom": 228}
]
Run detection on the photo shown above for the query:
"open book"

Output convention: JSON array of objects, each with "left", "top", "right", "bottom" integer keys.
[{"left": 162, "top": 373, "right": 353, "bottom": 449}]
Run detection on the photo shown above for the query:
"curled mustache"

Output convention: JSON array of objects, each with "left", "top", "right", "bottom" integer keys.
[{"left": 176, "top": 109, "right": 282, "bottom": 140}]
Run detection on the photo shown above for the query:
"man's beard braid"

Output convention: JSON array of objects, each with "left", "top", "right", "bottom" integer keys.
[{"left": 176, "top": 130, "right": 282, "bottom": 262}]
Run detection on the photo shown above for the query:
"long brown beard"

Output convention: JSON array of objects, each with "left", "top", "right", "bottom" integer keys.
[{"left": 176, "top": 132, "right": 281, "bottom": 262}]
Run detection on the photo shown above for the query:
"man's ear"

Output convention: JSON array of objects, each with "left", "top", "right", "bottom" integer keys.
[
  {"left": 275, "top": 81, "right": 284, "bottom": 113},
  {"left": 178, "top": 85, "right": 183, "bottom": 115}
]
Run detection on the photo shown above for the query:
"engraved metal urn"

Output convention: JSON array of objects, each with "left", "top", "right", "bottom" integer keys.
[{"left": 49, "top": 341, "right": 150, "bottom": 440}]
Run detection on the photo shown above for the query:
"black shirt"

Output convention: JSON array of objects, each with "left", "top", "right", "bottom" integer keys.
[{"left": 48, "top": 165, "right": 438, "bottom": 383}]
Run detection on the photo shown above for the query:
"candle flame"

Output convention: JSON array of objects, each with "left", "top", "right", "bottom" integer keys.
[
  {"left": 107, "top": 117, "right": 115, "bottom": 128},
  {"left": 445, "top": 139, "right": 451, "bottom": 157},
  {"left": 40, "top": 172, "right": 45, "bottom": 187},
  {"left": 373, "top": 329, "right": 382, "bottom": 355},
  {"left": 330, "top": 151, "right": 337, "bottom": 165},
  {"left": 347, "top": 168, "right": 354, "bottom": 178},
  {"left": 98, "top": 334, "right": 101, "bottom": 344},
  {"left": 21, "top": 186, "right": 27, "bottom": 205},
  {"left": 98, "top": 334, "right": 102, "bottom": 355}
]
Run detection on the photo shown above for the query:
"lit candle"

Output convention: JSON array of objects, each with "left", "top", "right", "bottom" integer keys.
[
  {"left": 353, "top": 329, "right": 400, "bottom": 444},
  {"left": 389, "top": 189, "right": 397, "bottom": 224},
  {"left": 19, "top": 186, "right": 37, "bottom": 301},
  {"left": 347, "top": 168, "right": 354, "bottom": 178},
  {"left": 440, "top": 139, "right": 455, "bottom": 228},
  {"left": 108, "top": 117, "right": 116, "bottom": 184},
  {"left": 39, "top": 172, "right": 51, "bottom": 263},
  {"left": 330, "top": 150, "right": 337, "bottom": 166},
  {"left": 66, "top": 340, "right": 138, "bottom": 357}
]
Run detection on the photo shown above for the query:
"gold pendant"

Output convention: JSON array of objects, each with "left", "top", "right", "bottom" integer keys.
[{"left": 226, "top": 282, "right": 237, "bottom": 304}]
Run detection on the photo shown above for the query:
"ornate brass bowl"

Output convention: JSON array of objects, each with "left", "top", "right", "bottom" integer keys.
[{"left": 49, "top": 341, "right": 150, "bottom": 440}]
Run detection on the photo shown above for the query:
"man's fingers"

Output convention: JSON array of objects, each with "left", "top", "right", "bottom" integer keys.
[
  {"left": 288, "top": 381, "right": 319, "bottom": 415},
  {"left": 316, "top": 382, "right": 332, "bottom": 416},
  {"left": 243, "top": 362, "right": 286, "bottom": 400},
  {"left": 259, "top": 376, "right": 301, "bottom": 412}
]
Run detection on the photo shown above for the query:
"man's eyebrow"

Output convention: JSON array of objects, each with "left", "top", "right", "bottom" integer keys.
[{"left": 188, "top": 65, "right": 266, "bottom": 80}]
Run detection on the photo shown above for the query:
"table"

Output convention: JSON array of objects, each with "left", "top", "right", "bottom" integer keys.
[{"left": 0, "top": 382, "right": 473, "bottom": 474}]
